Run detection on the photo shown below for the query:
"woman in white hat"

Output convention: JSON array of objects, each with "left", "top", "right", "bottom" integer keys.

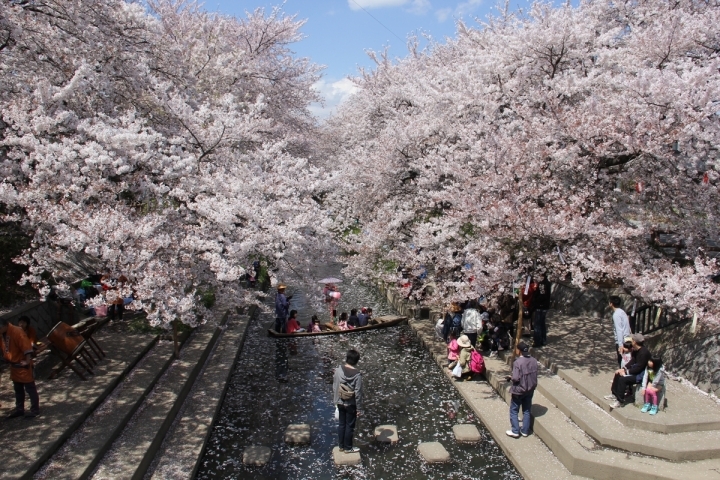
[{"left": 448, "top": 334, "right": 475, "bottom": 380}]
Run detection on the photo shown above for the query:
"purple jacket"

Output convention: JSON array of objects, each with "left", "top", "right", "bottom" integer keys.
[{"left": 510, "top": 354, "right": 538, "bottom": 396}]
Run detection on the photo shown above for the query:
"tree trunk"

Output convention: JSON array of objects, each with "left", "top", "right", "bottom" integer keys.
[
  {"left": 173, "top": 319, "right": 180, "bottom": 358},
  {"left": 514, "top": 295, "right": 524, "bottom": 358}
]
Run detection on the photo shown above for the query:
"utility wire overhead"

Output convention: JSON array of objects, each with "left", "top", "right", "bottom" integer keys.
[{"left": 349, "top": 0, "right": 405, "bottom": 43}]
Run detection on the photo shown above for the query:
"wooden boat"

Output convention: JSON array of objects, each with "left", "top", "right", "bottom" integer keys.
[{"left": 267, "top": 315, "right": 408, "bottom": 337}]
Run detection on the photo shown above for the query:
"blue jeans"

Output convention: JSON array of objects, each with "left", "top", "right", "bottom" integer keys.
[
  {"left": 509, "top": 391, "right": 534, "bottom": 435},
  {"left": 338, "top": 404, "right": 357, "bottom": 450},
  {"left": 534, "top": 310, "right": 547, "bottom": 346}
]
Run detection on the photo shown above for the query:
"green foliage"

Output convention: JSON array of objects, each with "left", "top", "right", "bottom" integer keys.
[
  {"left": 460, "top": 222, "right": 477, "bottom": 238},
  {"left": 197, "top": 288, "right": 216, "bottom": 309},
  {"left": 0, "top": 223, "right": 36, "bottom": 307},
  {"left": 379, "top": 259, "right": 398, "bottom": 273}
]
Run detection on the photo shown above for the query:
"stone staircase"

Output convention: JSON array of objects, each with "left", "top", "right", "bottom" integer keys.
[
  {"left": 489, "top": 312, "right": 720, "bottom": 480},
  {"left": 27, "top": 311, "right": 251, "bottom": 480}
]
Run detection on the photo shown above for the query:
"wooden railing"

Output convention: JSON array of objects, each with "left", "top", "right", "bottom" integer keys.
[{"left": 632, "top": 305, "right": 690, "bottom": 335}]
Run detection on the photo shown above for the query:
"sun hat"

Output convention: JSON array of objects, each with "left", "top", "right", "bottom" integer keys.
[
  {"left": 278, "top": 284, "right": 286, "bottom": 291},
  {"left": 457, "top": 335, "right": 472, "bottom": 348}
]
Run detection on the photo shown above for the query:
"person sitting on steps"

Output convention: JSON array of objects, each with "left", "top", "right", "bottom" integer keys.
[
  {"left": 607, "top": 333, "right": 651, "bottom": 408},
  {"left": 641, "top": 356, "right": 666, "bottom": 415},
  {"left": 447, "top": 334, "right": 474, "bottom": 381}
]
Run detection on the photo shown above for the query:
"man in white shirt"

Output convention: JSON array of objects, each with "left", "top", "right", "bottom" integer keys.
[{"left": 609, "top": 296, "right": 631, "bottom": 367}]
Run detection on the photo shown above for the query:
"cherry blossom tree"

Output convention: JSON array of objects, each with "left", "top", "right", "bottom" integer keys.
[
  {"left": 0, "top": 0, "right": 328, "bottom": 327},
  {"left": 323, "top": 0, "right": 720, "bottom": 324}
]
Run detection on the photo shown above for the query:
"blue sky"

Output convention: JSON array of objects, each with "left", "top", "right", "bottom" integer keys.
[{"left": 204, "top": 0, "right": 533, "bottom": 117}]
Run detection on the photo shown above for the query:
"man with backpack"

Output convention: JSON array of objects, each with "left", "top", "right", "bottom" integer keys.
[
  {"left": 333, "top": 349, "right": 363, "bottom": 453},
  {"left": 506, "top": 341, "right": 538, "bottom": 438}
]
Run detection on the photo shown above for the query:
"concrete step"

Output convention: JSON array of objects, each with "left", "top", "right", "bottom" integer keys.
[
  {"left": 34, "top": 341, "right": 176, "bottom": 479},
  {"left": 537, "top": 370, "right": 720, "bottom": 461},
  {"left": 89, "top": 322, "right": 224, "bottom": 480},
  {"left": 531, "top": 313, "right": 720, "bottom": 434},
  {"left": 0, "top": 331, "right": 157, "bottom": 480},
  {"left": 407, "top": 319, "right": 584, "bottom": 480},
  {"left": 532, "top": 346, "right": 720, "bottom": 434},
  {"left": 482, "top": 354, "right": 720, "bottom": 480},
  {"left": 149, "top": 314, "right": 251, "bottom": 480}
]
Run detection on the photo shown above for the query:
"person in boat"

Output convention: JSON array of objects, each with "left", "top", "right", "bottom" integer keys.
[
  {"left": 1, "top": 318, "right": 39, "bottom": 418},
  {"left": 357, "top": 308, "right": 368, "bottom": 327},
  {"left": 337, "top": 312, "right": 350, "bottom": 330},
  {"left": 274, "top": 284, "right": 292, "bottom": 333},
  {"left": 348, "top": 309, "right": 360, "bottom": 328},
  {"left": 365, "top": 308, "right": 373, "bottom": 324},
  {"left": 286, "top": 310, "right": 305, "bottom": 333},
  {"left": 308, "top": 315, "right": 322, "bottom": 333}
]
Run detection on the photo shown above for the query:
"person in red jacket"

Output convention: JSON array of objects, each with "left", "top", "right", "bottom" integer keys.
[
  {"left": 285, "top": 310, "right": 305, "bottom": 333},
  {"left": 1, "top": 318, "right": 40, "bottom": 418}
]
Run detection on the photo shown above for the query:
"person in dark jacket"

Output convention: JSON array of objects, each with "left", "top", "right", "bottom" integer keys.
[
  {"left": 506, "top": 342, "right": 538, "bottom": 438},
  {"left": 333, "top": 349, "right": 363, "bottom": 453},
  {"left": 348, "top": 309, "right": 360, "bottom": 328},
  {"left": 532, "top": 273, "right": 552, "bottom": 347},
  {"left": 274, "top": 284, "right": 291, "bottom": 333},
  {"left": 609, "top": 333, "right": 651, "bottom": 406}
]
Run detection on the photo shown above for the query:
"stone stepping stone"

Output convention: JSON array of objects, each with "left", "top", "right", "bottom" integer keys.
[
  {"left": 453, "top": 424, "right": 482, "bottom": 442},
  {"left": 284, "top": 424, "right": 311, "bottom": 445},
  {"left": 243, "top": 446, "right": 272, "bottom": 466},
  {"left": 417, "top": 442, "right": 450, "bottom": 463},
  {"left": 374, "top": 424, "right": 399, "bottom": 444},
  {"left": 332, "top": 446, "right": 361, "bottom": 466}
]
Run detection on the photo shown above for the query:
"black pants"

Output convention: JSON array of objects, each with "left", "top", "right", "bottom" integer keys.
[
  {"left": 466, "top": 332, "right": 478, "bottom": 347},
  {"left": 611, "top": 373, "right": 637, "bottom": 403},
  {"left": 14, "top": 381, "right": 40, "bottom": 414},
  {"left": 275, "top": 317, "right": 286, "bottom": 333},
  {"left": 615, "top": 344, "right": 623, "bottom": 367},
  {"left": 109, "top": 303, "right": 124, "bottom": 320},
  {"left": 337, "top": 404, "right": 357, "bottom": 450}
]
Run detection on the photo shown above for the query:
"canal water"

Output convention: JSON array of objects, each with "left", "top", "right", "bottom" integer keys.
[{"left": 196, "top": 269, "right": 519, "bottom": 480}]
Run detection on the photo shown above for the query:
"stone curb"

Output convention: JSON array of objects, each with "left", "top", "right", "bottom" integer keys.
[
  {"left": 90, "top": 316, "right": 226, "bottom": 480},
  {"left": 148, "top": 311, "right": 253, "bottom": 480}
]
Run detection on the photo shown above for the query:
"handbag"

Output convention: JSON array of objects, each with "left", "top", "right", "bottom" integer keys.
[
  {"left": 452, "top": 363, "right": 463, "bottom": 378},
  {"left": 339, "top": 383, "right": 355, "bottom": 400}
]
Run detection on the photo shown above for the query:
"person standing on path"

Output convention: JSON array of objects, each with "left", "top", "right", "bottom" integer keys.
[
  {"left": 532, "top": 274, "right": 552, "bottom": 347},
  {"left": 461, "top": 300, "right": 481, "bottom": 346},
  {"left": 506, "top": 341, "right": 538, "bottom": 438},
  {"left": 609, "top": 296, "right": 631, "bottom": 367},
  {"left": 1, "top": 318, "right": 40, "bottom": 418},
  {"left": 274, "top": 284, "right": 291, "bottom": 333},
  {"left": 333, "top": 349, "right": 363, "bottom": 453}
]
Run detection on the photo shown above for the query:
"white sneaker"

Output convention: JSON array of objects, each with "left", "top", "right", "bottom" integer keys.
[
  {"left": 489, "top": 351, "right": 498, "bottom": 358},
  {"left": 505, "top": 430, "right": 520, "bottom": 438},
  {"left": 521, "top": 432, "right": 529, "bottom": 437},
  {"left": 603, "top": 394, "right": 616, "bottom": 400},
  {"left": 609, "top": 400, "right": 621, "bottom": 409}
]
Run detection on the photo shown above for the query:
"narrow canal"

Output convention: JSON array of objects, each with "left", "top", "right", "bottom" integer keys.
[{"left": 196, "top": 267, "right": 519, "bottom": 479}]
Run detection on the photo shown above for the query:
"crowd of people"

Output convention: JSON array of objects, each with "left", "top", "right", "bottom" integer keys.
[{"left": 273, "top": 283, "right": 375, "bottom": 334}]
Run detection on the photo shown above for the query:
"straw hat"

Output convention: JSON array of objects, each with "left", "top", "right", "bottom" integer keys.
[
  {"left": 277, "top": 284, "right": 287, "bottom": 291},
  {"left": 457, "top": 335, "right": 472, "bottom": 348}
]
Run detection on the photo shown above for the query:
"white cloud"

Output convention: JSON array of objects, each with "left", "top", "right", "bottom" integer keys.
[
  {"left": 456, "top": 0, "right": 483, "bottom": 16},
  {"left": 435, "top": 7, "right": 452, "bottom": 22},
  {"left": 310, "top": 78, "right": 360, "bottom": 120},
  {"left": 348, "top": 0, "right": 408, "bottom": 10},
  {"left": 435, "top": 0, "right": 483, "bottom": 22},
  {"left": 407, "top": 0, "right": 432, "bottom": 15}
]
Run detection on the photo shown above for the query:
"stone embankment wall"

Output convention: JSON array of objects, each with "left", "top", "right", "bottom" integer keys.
[{"left": 0, "top": 300, "right": 80, "bottom": 337}]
